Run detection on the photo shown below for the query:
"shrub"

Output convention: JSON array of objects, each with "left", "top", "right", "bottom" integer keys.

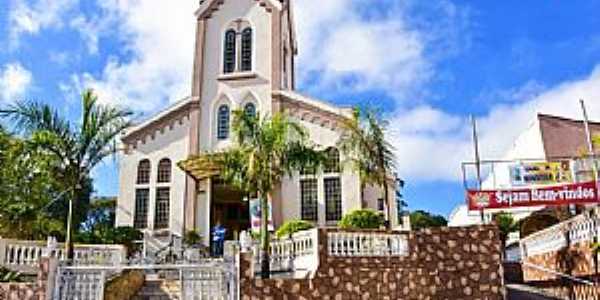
[
  {"left": 75, "top": 226, "right": 143, "bottom": 256},
  {"left": 338, "top": 209, "right": 384, "bottom": 230},
  {"left": 0, "top": 267, "right": 24, "bottom": 283},
  {"left": 104, "top": 270, "right": 144, "bottom": 300},
  {"left": 275, "top": 220, "right": 314, "bottom": 238},
  {"left": 184, "top": 230, "right": 202, "bottom": 246},
  {"left": 249, "top": 231, "right": 261, "bottom": 240},
  {"left": 98, "top": 226, "right": 143, "bottom": 257}
]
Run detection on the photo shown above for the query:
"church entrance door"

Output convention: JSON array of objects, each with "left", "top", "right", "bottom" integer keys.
[{"left": 211, "top": 179, "right": 250, "bottom": 241}]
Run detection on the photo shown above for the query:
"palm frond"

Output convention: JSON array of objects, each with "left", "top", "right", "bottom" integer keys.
[
  {"left": 78, "top": 90, "right": 133, "bottom": 172},
  {"left": 338, "top": 106, "right": 397, "bottom": 187},
  {"left": 0, "top": 100, "right": 72, "bottom": 138}
]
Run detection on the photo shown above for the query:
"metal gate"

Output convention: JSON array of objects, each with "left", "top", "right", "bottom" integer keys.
[{"left": 53, "top": 260, "right": 238, "bottom": 300}]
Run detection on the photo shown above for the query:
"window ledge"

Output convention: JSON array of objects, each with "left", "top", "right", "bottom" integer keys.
[{"left": 218, "top": 71, "right": 257, "bottom": 81}]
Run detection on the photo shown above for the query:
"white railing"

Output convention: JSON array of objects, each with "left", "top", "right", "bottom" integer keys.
[
  {"left": 252, "top": 228, "right": 319, "bottom": 276},
  {"left": 0, "top": 238, "right": 127, "bottom": 273},
  {"left": 521, "top": 213, "right": 600, "bottom": 257},
  {"left": 327, "top": 231, "right": 409, "bottom": 257},
  {"left": 53, "top": 262, "right": 238, "bottom": 300}
]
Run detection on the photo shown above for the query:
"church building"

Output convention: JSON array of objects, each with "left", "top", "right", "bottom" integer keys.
[{"left": 115, "top": 0, "right": 399, "bottom": 245}]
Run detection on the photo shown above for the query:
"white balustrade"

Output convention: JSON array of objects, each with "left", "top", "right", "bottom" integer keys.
[
  {"left": 252, "top": 228, "right": 319, "bottom": 276},
  {"left": 327, "top": 231, "right": 409, "bottom": 257},
  {"left": 0, "top": 238, "right": 127, "bottom": 273},
  {"left": 521, "top": 214, "right": 600, "bottom": 257}
]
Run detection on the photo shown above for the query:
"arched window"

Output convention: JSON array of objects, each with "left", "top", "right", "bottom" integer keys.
[
  {"left": 241, "top": 27, "right": 253, "bottom": 71},
  {"left": 223, "top": 29, "right": 236, "bottom": 73},
  {"left": 244, "top": 103, "right": 256, "bottom": 118},
  {"left": 324, "top": 147, "right": 340, "bottom": 173},
  {"left": 157, "top": 158, "right": 172, "bottom": 183},
  {"left": 217, "top": 105, "right": 230, "bottom": 140},
  {"left": 136, "top": 159, "right": 151, "bottom": 184}
]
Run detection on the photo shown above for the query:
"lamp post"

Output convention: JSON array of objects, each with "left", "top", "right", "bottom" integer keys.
[
  {"left": 38, "top": 183, "right": 80, "bottom": 264},
  {"left": 64, "top": 183, "right": 82, "bottom": 264}
]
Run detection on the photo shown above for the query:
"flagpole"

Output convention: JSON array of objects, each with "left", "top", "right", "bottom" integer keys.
[
  {"left": 580, "top": 99, "right": 599, "bottom": 205},
  {"left": 471, "top": 115, "right": 485, "bottom": 223}
]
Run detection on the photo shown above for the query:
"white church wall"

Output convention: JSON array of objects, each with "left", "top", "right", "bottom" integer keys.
[
  {"left": 116, "top": 117, "right": 190, "bottom": 237},
  {"left": 280, "top": 117, "right": 362, "bottom": 226},
  {"left": 362, "top": 183, "right": 399, "bottom": 227},
  {"left": 199, "top": 0, "right": 274, "bottom": 153}
]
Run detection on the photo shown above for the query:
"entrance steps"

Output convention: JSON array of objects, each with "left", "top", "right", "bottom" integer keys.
[
  {"left": 134, "top": 274, "right": 181, "bottom": 300},
  {"left": 143, "top": 231, "right": 183, "bottom": 263}
]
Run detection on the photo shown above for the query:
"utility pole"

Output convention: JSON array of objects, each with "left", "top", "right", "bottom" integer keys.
[
  {"left": 471, "top": 115, "right": 485, "bottom": 223},
  {"left": 580, "top": 99, "right": 599, "bottom": 204}
]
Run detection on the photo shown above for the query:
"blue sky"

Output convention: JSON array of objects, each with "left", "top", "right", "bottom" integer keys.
[{"left": 1, "top": 0, "right": 600, "bottom": 218}]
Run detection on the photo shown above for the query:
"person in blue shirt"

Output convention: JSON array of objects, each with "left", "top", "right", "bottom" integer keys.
[{"left": 212, "top": 220, "right": 227, "bottom": 257}]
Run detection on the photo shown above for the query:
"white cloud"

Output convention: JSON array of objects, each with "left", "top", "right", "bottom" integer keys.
[
  {"left": 293, "top": 0, "right": 470, "bottom": 100},
  {"left": 390, "top": 65, "right": 600, "bottom": 182},
  {"left": 70, "top": 16, "right": 101, "bottom": 55},
  {"left": 71, "top": 1, "right": 196, "bottom": 111},
  {"left": 9, "top": 0, "right": 77, "bottom": 47},
  {"left": 65, "top": 1, "right": 467, "bottom": 111},
  {"left": 0, "top": 62, "right": 33, "bottom": 103}
]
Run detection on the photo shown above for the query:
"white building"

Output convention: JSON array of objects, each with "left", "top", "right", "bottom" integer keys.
[
  {"left": 115, "top": 0, "right": 398, "bottom": 245},
  {"left": 449, "top": 113, "right": 600, "bottom": 227}
]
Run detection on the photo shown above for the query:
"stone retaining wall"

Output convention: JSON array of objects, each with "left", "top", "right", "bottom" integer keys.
[
  {"left": 241, "top": 225, "right": 505, "bottom": 299},
  {"left": 529, "top": 283, "right": 600, "bottom": 300},
  {"left": 523, "top": 241, "right": 596, "bottom": 282},
  {"left": 0, "top": 258, "right": 49, "bottom": 300}
]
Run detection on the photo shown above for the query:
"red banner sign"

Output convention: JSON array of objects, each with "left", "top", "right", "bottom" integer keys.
[{"left": 467, "top": 181, "right": 600, "bottom": 210}]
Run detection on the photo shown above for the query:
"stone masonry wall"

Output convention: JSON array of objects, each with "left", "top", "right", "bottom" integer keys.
[
  {"left": 241, "top": 225, "right": 505, "bottom": 299},
  {"left": 0, "top": 258, "right": 50, "bottom": 300},
  {"left": 523, "top": 241, "right": 596, "bottom": 282}
]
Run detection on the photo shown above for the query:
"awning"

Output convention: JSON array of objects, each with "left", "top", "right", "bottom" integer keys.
[{"left": 177, "top": 153, "right": 224, "bottom": 180}]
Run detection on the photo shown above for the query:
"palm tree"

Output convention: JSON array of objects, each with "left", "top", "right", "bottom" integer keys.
[
  {"left": 0, "top": 89, "right": 132, "bottom": 261},
  {"left": 216, "top": 110, "right": 324, "bottom": 278},
  {"left": 494, "top": 212, "right": 519, "bottom": 259},
  {"left": 338, "top": 107, "right": 397, "bottom": 226}
]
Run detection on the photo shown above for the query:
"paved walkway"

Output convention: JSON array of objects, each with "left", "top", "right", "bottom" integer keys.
[{"left": 506, "top": 284, "right": 561, "bottom": 300}]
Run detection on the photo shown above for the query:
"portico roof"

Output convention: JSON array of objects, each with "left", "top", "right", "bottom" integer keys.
[{"left": 178, "top": 153, "right": 224, "bottom": 180}]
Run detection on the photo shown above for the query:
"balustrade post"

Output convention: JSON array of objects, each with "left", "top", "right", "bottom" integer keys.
[{"left": 0, "top": 238, "right": 6, "bottom": 266}]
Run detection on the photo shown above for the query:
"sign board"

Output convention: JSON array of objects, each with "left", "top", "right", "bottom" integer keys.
[
  {"left": 249, "top": 198, "right": 274, "bottom": 233},
  {"left": 467, "top": 181, "right": 599, "bottom": 211},
  {"left": 509, "top": 161, "right": 572, "bottom": 186}
]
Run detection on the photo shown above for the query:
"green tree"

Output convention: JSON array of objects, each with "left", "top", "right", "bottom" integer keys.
[
  {"left": 494, "top": 212, "right": 519, "bottom": 257},
  {"left": 0, "top": 90, "right": 132, "bottom": 260},
  {"left": 216, "top": 110, "right": 324, "bottom": 278},
  {"left": 0, "top": 128, "right": 64, "bottom": 239},
  {"left": 409, "top": 210, "right": 448, "bottom": 231},
  {"left": 338, "top": 108, "right": 396, "bottom": 226},
  {"left": 77, "top": 197, "right": 117, "bottom": 243}
]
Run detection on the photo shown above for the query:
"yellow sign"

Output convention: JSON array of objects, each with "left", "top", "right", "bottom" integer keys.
[{"left": 509, "top": 161, "right": 573, "bottom": 186}]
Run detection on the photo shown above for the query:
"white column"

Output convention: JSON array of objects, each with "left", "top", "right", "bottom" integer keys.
[
  {"left": 317, "top": 177, "right": 326, "bottom": 226},
  {"left": 197, "top": 178, "right": 212, "bottom": 246}
]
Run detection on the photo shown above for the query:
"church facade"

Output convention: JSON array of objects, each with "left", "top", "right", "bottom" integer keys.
[{"left": 115, "top": 0, "right": 398, "bottom": 244}]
